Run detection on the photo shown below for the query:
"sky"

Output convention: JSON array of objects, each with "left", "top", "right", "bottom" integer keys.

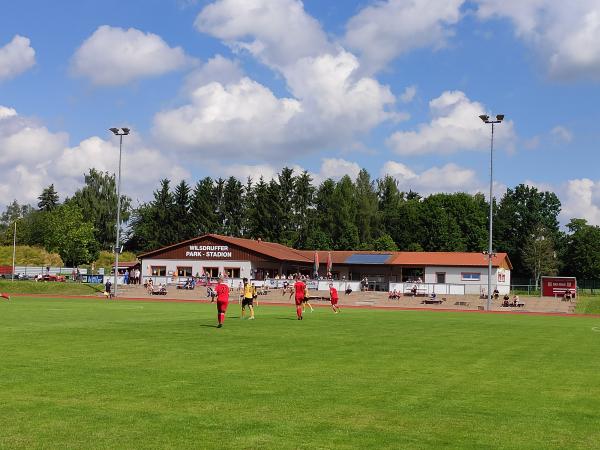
[{"left": 2, "top": 0, "right": 600, "bottom": 224}]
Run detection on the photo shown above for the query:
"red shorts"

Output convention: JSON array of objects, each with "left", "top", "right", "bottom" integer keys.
[
  {"left": 294, "top": 297, "right": 303, "bottom": 306},
  {"left": 217, "top": 301, "right": 229, "bottom": 313},
  {"left": 331, "top": 297, "right": 338, "bottom": 305}
]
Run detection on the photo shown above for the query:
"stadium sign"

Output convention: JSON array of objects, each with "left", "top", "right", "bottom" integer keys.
[{"left": 185, "top": 245, "right": 233, "bottom": 259}]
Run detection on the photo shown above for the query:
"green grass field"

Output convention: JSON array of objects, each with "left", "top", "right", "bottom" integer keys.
[
  {"left": 1, "top": 297, "right": 599, "bottom": 449},
  {"left": 0, "top": 280, "right": 104, "bottom": 296}
]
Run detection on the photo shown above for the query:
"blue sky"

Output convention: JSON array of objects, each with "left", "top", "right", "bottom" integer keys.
[{"left": 1, "top": 0, "right": 600, "bottom": 223}]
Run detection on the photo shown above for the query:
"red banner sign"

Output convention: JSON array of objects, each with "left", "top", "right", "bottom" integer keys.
[{"left": 541, "top": 277, "right": 576, "bottom": 297}]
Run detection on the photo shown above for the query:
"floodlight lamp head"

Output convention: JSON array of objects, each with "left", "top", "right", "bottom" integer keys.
[
  {"left": 496, "top": 114, "right": 504, "bottom": 122},
  {"left": 479, "top": 114, "right": 490, "bottom": 123},
  {"left": 121, "top": 127, "right": 130, "bottom": 135},
  {"left": 109, "top": 127, "right": 120, "bottom": 135}
]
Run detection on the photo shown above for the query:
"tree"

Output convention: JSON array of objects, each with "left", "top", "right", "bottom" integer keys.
[
  {"left": 222, "top": 176, "right": 245, "bottom": 236},
  {"left": 38, "top": 184, "right": 59, "bottom": 211},
  {"left": 128, "top": 179, "right": 176, "bottom": 251},
  {"left": 189, "top": 177, "right": 218, "bottom": 236},
  {"left": 68, "top": 169, "right": 131, "bottom": 250},
  {"left": 494, "top": 184, "right": 561, "bottom": 277},
  {"left": 172, "top": 180, "right": 192, "bottom": 242},
  {"left": 522, "top": 225, "right": 558, "bottom": 288},
  {"left": 292, "top": 171, "right": 315, "bottom": 248},
  {"left": 331, "top": 176, "right": 359, "bottom": 249},
  {"left": 418, "top": 194, "right": 464, "bottom": 251},
  {"left": 354, "top": 169, "right": 379, "bottom": 246},
  {"left": 43, "top": 204, "right": 98, "bottom": 267},
  {"left": 0, "top": 200, "right": 34, "bottom": 245},
  {"left": 371, "top": 233, "right": 398, "bottom": 251},
  {"left": 562, "top": 219, "right": 600, "bottom": 279}
]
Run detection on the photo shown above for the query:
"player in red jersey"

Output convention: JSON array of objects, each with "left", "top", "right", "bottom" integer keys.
[
  {"left": 329, "top": 283, "right": 340, "bottom": 313},
  {"left": 290, "top": 276, "right": 306, "bottom": 320},
  {"left": 215, "top": 276, "right": 230, "bottom": 328}
]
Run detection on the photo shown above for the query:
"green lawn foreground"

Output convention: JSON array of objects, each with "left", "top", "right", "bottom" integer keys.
[{"left": 1, "top": 298, "right": 599, "bottom": 450}]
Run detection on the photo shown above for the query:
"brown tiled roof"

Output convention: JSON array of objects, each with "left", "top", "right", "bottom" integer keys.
[
  {"left": 208, "top": 234, "right": 311, "bottom": 263},
  {"left": 139, "top": 235, "right": 512, "bottom": 269},
  {"left": 138, "top": 234, "right": 312, "bottom": 263},
  {"left": 300, "top": 250, "right": 512, "bottom": 269},
  {"left": 298, "top": 250, "right": 395, "bottom": 264},
  {"left": 388, "top": 252, "right": 512, "bottom": 269}
]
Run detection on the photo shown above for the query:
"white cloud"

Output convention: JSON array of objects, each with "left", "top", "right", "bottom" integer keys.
[
  {"left": 183, "top": 55, "right": 244, "bottom": 93},
  {"left": 560, "top": 178, "right": 600, "bottom": 225},
  {"left": 0, "top": 106, "right": 188, "bottom": 207},
  {"left": 0, "top": 106, "right": 68, "bottom": 167},
  {"left": 400, "top": 85, "right": 417, "bottom": 103},
  {"left": 195, "top": 0, "right": 332, "bottom": 69},
  {"left": 71, "top": 25, "right": 192, "bottom": 85},
  {"left": 476, "top": 0, "right": 600, "bottom": 80},
  {"left": 381, "top": 161, "right": 482, "bottom": 195},
  {"left": 154, "top": 51, "right": 395, "bottom": 160},
  {"left": 387, "top": 90, "right": 515, "bottom": 155},
  {"left": 345, "top": 0, "right": 464, "bottom": 73},
  {"left": 551, "top": 125, "right": 573, "bottom": 143},
  {"left": 312, "top": 158, "right": 361, "bottom": 185},
  {"left": 0, "top": 35, "right": 36, "bottom": 82},
  {"left": 0, "top": 106, "right": 18, "bottom": 119},
  {"left": 161, "top": 1, "right": 398, "bottom": 161}
]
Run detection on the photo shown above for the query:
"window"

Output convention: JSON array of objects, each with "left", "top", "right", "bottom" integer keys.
[
  {"left": 225, "top": 267, "right": 240, "bottom": 278},
  {"left": 498, "top": 272, "right": 506, "bottom": 282},
  {"left": 402, "top": 268, "right": 424, "bottom": 283},
  {"left": 151, "top": 266, "right": 166, "bottom": 276},
  {"left": 436, "top": 272, "right": 446, "bottom": 284},
  {"left": 461, "top": 272, "right": 481, "bottom": 281},
  {"left": 203, "top": 267, "right": 219, "bottom": 278},
  {"left": 177, "top": 266, "right": 192, "bottom": 277}
]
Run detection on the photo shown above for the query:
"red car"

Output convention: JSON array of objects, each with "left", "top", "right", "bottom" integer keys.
[{"left": 42, "top": 274, "right": 66, "bottom": 282}]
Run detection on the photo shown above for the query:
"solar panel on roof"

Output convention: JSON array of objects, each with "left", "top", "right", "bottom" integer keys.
[{"left": 344, "top": 254, "right": 392, "bottom": 264}]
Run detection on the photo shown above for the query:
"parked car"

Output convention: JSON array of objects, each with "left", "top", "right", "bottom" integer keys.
[{"left": 42, "top": 274, "right": 66, "bottom": 282}]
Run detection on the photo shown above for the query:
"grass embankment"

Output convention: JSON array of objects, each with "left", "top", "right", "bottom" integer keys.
[
  {"left": 1, "top": 297, "right": 599, "bottom": 449},
  {"left": 0, "top": 280, "right": 103, "bottom": 295},
  {"left": 575, "top": 295, "right": 600, "bottom": 314},
  {"left": 0, "top": 245, "right": 62, "bottom": 266}
]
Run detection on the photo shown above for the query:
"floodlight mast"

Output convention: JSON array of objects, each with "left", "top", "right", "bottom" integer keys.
[
  {"left": 109, "top": 127, "right": 130, "bottom": 298},
  {"left": 479, "top": 113, "right": 504, "bottom": 311}
]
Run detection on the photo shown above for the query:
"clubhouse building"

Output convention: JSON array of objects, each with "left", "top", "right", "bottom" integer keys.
[{"left": 138, "top": 234, "right": 512, "bottom": 295}]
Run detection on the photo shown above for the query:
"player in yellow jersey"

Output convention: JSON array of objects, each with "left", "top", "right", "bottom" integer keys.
[{"left": 241, "top": 278, "right": 255, "bottom": 320}]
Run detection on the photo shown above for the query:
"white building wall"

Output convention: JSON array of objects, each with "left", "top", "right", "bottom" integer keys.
[
  {"left": 424, "top": 266, "right": 510, "bottom": 295},
  {"left": 140, "top": 258, "right": 252, "bottom": 282}
]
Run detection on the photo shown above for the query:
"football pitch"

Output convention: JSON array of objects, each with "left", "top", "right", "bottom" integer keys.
[{"left": 1, "top": 297, "right": 599, "bottom": 449}]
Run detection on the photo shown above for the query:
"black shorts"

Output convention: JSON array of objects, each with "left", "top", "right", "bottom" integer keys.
[
  {"left": 301, "top": 297, "right": 310, "bottom": 303},
  {"left": 242, "top": 298, "right": 254, "bottom": 307}
]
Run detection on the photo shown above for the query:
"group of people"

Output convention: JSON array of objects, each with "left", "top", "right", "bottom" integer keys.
[
  {"left": 214, "top": 276, "right": 341, "bottom": 328},
  {"left": 501, "top": 294, "right": 522, "bottom": 307},
  {"left": 144, "top": 278, "right": 167, "bottom": 295},
  {"left": 123, "top": 268, "right": 142, "bottom": 285}
]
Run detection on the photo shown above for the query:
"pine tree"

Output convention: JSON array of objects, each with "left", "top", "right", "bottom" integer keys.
[{"left": 37, "top": 184, "right": 60, "bottom": 211}]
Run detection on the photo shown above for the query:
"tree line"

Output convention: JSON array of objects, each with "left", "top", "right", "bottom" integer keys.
[{"left": 1, "top": 166, "right": 600, "bottom": 284}]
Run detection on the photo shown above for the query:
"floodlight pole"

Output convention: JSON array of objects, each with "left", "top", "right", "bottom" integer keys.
[
  {"left": 11, "top": 221, "right": 16, "bottom": 282},
  {"left": 109, "top": 127, "right": 130, "bottom": 298},
  {"left": 480, "top": 114, "right": 504, "bottom": 311}
]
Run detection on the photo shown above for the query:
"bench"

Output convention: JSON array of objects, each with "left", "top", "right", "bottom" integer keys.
[
  {"left": 151, "top": 288, "right": 167, "bottom": 295},
  {"left": 455, "top": 301, "right": 470, "bottom": 307},
  {"left": 422, "top": 298, "right": 445, "bottom": 305},
  {"left": 405, "top": 288, "right": 427, "bottom": 297},
  {"left": 552, "top": 288, "right": 575, "bottom": 300}
]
